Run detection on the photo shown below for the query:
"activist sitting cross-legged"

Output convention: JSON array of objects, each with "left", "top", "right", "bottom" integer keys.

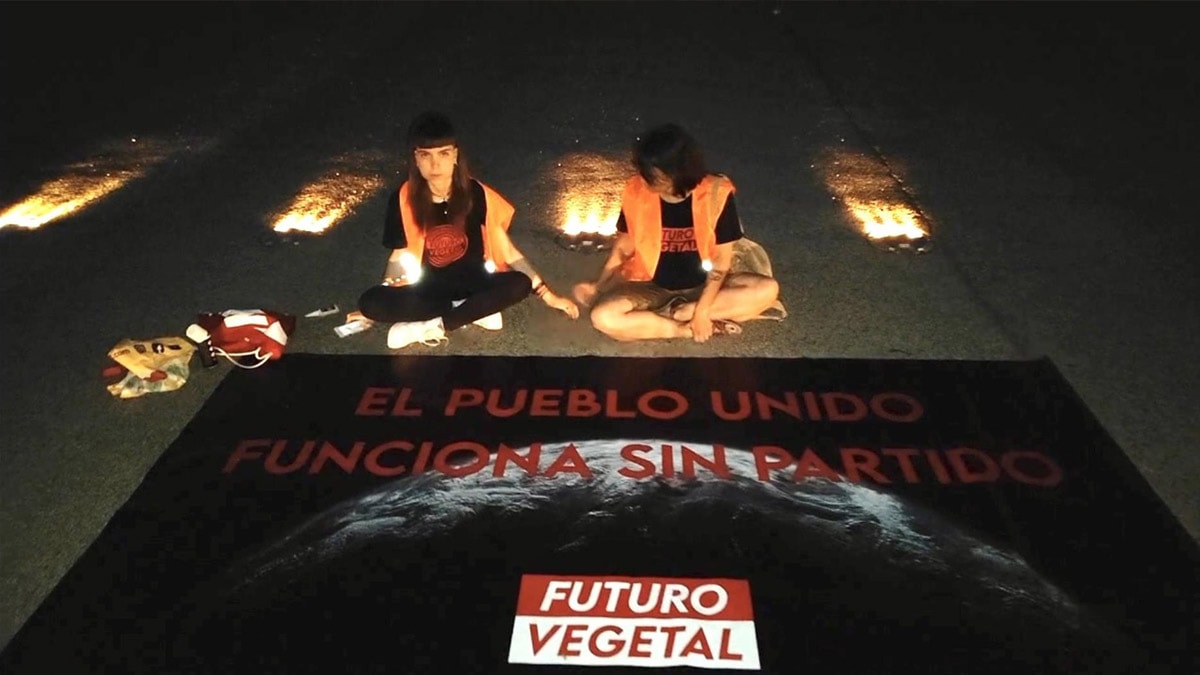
[
  {"left": 573, "top": 123, "right": 780, "bottom": 343},
  {"left": 357, "top": 112, "right": 578, "bottom": 349}
]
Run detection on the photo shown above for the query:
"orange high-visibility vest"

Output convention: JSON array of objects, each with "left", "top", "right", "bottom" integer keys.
[
  {"left": 397, "top": 180, "right": 515, "bottom": 270},
  {"left": 619, "top": 173, "right": 735, "bottom": 281}
]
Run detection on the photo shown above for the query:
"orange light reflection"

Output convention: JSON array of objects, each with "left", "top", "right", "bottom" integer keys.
[
  {"left": 847, "top": 199, "right": 926, "bottom": 240},
  {"left": 271, "top": 153, "right": 387, "bottom": 235},
  {"left": 816, "top": 148, "right": 930, "bottom": 241},
  {"left": 0, "top": 138, "right": 176, "bottom": 230},
  {"left": 551, "top": 152, "right": 626, "bottom": 236}
]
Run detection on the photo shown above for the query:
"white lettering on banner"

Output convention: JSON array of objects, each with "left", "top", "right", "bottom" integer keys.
[
  {"left": 509, "top": 575, "right": 760, "bottom": 670},
  {"left": 539, "top": 580, "right": 730, "bottom": 616}
]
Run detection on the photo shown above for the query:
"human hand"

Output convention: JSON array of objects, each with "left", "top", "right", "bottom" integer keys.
[
  {"left": 545, "top": 291, "right": 580, "bottom": 319},
  {"left": 690, "top": 312, "right": 714, "bottom": 343},
  {"left": 573, "top": 282, "right": 598, "bottom": 307}
]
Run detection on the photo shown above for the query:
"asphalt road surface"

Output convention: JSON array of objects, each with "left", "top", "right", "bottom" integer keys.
[{"left": 2, "top": 1, "right": 1197, "bottom": 652}]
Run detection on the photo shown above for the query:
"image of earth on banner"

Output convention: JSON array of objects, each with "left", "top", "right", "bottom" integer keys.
[{"left": 147, "top": 442, "right": 1143, "bottom": 674}]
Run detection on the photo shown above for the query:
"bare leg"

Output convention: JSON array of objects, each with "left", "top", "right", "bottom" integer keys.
[
  {"left": 668, "top": 274, "right": 780, "bottom": 322},
  {"left": 590, "top": 296, "right": 692, "bottom": 342}
]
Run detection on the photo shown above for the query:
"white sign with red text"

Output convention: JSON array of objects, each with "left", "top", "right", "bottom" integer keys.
[{"left": 508, "top": 575, "right": 760, "bottom": 669}]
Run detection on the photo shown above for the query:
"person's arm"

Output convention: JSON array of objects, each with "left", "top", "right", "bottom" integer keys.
[
  {"left": 381, "top": 188, "right": 413, "bottom": 286},
  {"left": 504, "top": 237, "right": 580, "bottom": 319},
  {"left": 595, "top": 232, "right": 634, "bottom": 290},
  {"left": 689, "top": 241, "right": 735, "bottom": 342},
  {"left": 690, "top": 192, "right": 744, "bottom": 341},
  {"left": 573, "top": 232, "right": 634, "bottom": 306}
]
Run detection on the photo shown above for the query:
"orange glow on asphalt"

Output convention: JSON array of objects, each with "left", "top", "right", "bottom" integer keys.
[
  {"left": 817, "top": 147, "right": 931, "bottom": 242},
  {"left": 551, "top": 152, "right": 625, "bottom": 236},
  {"left": 271, "top": 153, "right": 387, "bottom": 234},
  {"left": 0, "top": 137, "right": 178, "bottom": 230},
  {"left": 0, "top": 173, "right": 137, "bottom": 230},
  {"left": 846, "top": 199, "right": 926, "bottom": 240},
  {"left": 562, "top": 202, "right": 620, "bottom": 236}
]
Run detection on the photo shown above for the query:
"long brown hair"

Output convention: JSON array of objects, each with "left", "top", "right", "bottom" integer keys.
[{"left": 406, "top": 111, "right": 474, "bottom": 229}]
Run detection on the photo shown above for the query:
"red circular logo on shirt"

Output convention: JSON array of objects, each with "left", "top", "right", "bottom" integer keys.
[{"left": 425, "top": 223, "right": 469, "bottom": 267}]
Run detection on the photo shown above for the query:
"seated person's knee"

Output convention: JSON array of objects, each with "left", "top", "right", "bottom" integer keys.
[
  {"left": 505, "top": 272, "right": 533, "bottom": 303},
  {"left": 589, "top": 301, "right": 622, "bottom": 337},
  {"left": 761, "top": 276, "right": 780, "bottom": 301},
  {"left": 358, "top": 287, "right": 389, "bottom": 321}
]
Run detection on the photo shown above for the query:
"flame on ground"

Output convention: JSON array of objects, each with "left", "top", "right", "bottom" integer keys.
[
  {"left": 271, "top": 153, "right": 388, "bottom": 234},
  {"left": 847, "top": 199, "right": 926, "bottom": 240},
  {"left": 816, "top": 148, "right": 930, "bottom": 241},
  {"left": 0, "top": 173, "right": 138, "bottom": 230},
  {"left": 550, "top": 152, "right": 626, "bottom": 236},
  {"left": 0, "top": 137, "right": 180, "bottom": 231},
  {"left": 562, "top": 201, "right": 620, "bottom": 236}
]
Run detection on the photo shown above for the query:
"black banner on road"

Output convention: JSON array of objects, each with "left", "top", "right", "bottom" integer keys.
[{"left": 3, "top": 355, "right": 1197, "bottom": 673}]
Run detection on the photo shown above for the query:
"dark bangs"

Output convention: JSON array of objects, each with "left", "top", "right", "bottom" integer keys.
[
  {"left": 411, "top": 135, "right": 456, "bottom": 151},
  {"left": 407, "top": 111, "right": 457, "bottom": 151},
  {"left": 632, "top": 123, "right": 709, "bottom": 195}
]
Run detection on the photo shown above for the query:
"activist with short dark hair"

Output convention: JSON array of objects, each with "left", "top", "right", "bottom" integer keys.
[
  {"left": 573, "top": 123, "right": 780, "bottom": 343},
  {"left": 357, "top": 111, "right": 578, "bottom": 348}
]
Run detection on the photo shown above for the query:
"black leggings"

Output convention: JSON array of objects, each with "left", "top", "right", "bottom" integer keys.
[{"left": 358, "top": 271, "right": 531, "bottom": 331}]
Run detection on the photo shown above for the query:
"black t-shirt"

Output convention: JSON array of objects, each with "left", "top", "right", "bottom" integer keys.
[
  {"left": 616, "top": 192, "right": 744, "bottom": 290},
  {"left": 383, "top": 180, "right": 488, "bottom": 281}
]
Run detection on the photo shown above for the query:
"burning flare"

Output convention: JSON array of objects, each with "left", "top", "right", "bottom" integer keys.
[
  {"left": 0, "top": 137, "right": 177, "bottom": 231},
  {"left": 562, "top": 202, "right": 619, "bottom": 237},
  {"left": 847, "top": 199, "right": 926, "bottom": 241},
  {"left": 816, "top": 148, "right": 931, "bottom": 244},
  {"left": 550, "top": 152, "right": 626, "bottom": 236},
  {"left": 271, "top": 152, "right": 388, "bottom": 234}
]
